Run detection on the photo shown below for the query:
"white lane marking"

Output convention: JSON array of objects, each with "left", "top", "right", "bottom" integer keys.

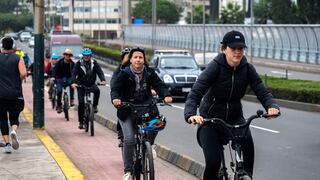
[
  {"left": 104, "top": 73, "right": 111, "bottom": 77},
  {"left": 250, "top": 125, "right": 280, "bottom": 133},
  {"left": 171, "top": 104, "right": 184, "bottom": 110},
  {"left": 270, "top": 70, "right": 292, "bottom": 76}
]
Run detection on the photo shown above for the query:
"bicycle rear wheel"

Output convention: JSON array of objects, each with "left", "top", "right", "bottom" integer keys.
[
  {"left": 89, "top": 105, "right": 94, "bottom": 136},
  {"left": 51, "top": 89, "right": 56, "bottom": 109},
  {"left": 63, "top": 93, "right": 69, "bottom": 121},
  {"left": 239, "top": 175, "right": 251, "bottom": 180},
  {"left": 84, "top": 104, "right": 89, "bottom": 132},
  {"left": 142, "top": 141, "right": 154, "bottom": 180}
]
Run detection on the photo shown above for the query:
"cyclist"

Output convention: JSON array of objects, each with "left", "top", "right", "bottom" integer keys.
[
  {"left": 15, "top": 47, "right": 25, "bottom": 58},
  {"left": 184, "top": 30, "right": 280, "bottom": 180},
  {"left": 47, "top": 54, "right": 61, "bottom": 100},
  {"left": 110, "top": 47, "right": 172, "bottom": 180},
  {"left": 71, "top": 48, "right": 106, "bottom": 129},
  {"left": 113, "top": 47, "right": 131, "bottom": 145},
  {"left": 51, "top": 48, "right": 75, "bottom": 113},
  {"left": 23, "top": 52, "right": 31, "bottom": 69}
]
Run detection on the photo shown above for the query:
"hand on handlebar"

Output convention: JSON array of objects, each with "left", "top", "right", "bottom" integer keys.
[
  {"left": 188, "top": 115, "right": 204, "bottom": 125},
  {"left": 266, "top": 108, "right": 280, "bottom": 119},
  {"left": 71, "top": 83, "right": 78, "bottom": 89},
  {"left": 99, "top": 81, "right": 107, "bottom": 86},
  {"left": 164, "top": 96, "right": 172, "bottom": 104}
]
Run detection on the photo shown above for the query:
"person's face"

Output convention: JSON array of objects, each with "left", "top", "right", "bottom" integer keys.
[
  {"left": 130, "top": 51, "right": 145, "bottom": 70},
  {"left": 224, "top": 46, "right": 244, "bottom": 67},
  {"left": 64, "top": 53, "right": 72, "bottom": 60},
  {"left": 83, "top": 55, "right": 91, "bottom": 61}
]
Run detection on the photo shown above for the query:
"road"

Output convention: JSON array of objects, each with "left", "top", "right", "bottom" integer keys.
[{"left": 19, "top": 41, "right": 320, "bottom": 180}]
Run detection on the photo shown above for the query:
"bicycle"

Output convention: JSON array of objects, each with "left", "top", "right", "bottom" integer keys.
[
  {"left": 50, "top": 82, "right": 57, "bottom": 110},
  {"left": 201, "top": 110, "right": 280, "bottom": 180},
  {"left": 121, "top": 98, "right": 169, "bottom": 180},
  {"left": 62, "top": 85, "right": 70, "bottom": 121},
  {"left": 79, "top": 84, "right": 103, "bottom": 136}
]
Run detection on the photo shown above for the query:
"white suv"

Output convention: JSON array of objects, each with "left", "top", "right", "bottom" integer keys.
[{"left": 19, "top": 32, "right": 32, "bottom": 42}]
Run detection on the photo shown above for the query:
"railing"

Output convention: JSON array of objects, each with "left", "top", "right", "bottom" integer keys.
[{"left": 123, "top": 24, "right": 320, "bottom": 65}]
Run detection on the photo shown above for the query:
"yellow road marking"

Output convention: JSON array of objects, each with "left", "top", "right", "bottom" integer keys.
[{"left": 23, "top": 108, "right": 86, "bottom": 180}]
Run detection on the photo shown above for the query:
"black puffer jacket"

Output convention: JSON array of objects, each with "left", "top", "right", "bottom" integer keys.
[
  {"left": 72, "top": 58, "right": 105, "bottom": 86},
  {"left": 110, "top": 65, "right": 170, "bottom": 120},
  {"left": 184, "top": 53, "right": 279, "bottom": 124}
]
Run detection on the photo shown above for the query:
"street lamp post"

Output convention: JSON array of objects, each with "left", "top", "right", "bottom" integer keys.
[
  {"left": 250, "top": 0, "right": 254, "bottom": 63},
  {"left": 152, "top": 0, "right": 157, "bottom": 50},
  {"left": 190, "top": 0, "right": 194, "bottom": 54},
  {"left": 203, "top": 0, "right": 206, "bottom": 65}
]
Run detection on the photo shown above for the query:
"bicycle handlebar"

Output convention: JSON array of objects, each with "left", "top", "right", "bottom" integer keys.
[
  {"left": 203, "top": 110, "right": 280, "bottom": 129},
  {"left": 121, "top": 98, "right": 171, "bottom": 108}
]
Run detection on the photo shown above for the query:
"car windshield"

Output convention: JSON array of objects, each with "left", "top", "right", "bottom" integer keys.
[{"left": 160, "top": 57, "right": 198, "bottom": 69}]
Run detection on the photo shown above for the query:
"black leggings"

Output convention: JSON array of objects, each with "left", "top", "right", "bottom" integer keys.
[
  {"left": 0, "top": 99, "right": 24, "bottom": 136},
  {"left": 77, "top": 86, "right": 100, "bottom": 123},
  {"left": 198, "top": 124, "right": 254, "bottom": 180}
]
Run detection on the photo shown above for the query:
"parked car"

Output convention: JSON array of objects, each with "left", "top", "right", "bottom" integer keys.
[
  {"left": 149, "top": 50, "right": 202, "bottom": 98},
  {"left": 28, "top": 36, "right": 35, "bottom": 47},
  {"left": 4, "top": 32, "right": 18, "bottom": 40},
  {"left": 19, "top": 31, "right": 32, "bottom": 42}
]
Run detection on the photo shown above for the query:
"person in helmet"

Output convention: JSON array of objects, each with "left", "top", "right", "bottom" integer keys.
[
  {"left": 110, "top": 47, "right": 172, "bottom": 180},
  {"left": 51, "top": 48, "right": 75, "bottom": 113},
  {"left": 71, "top": 48, "right": 107, "bottom": 129},
  {"left": 0, "top": 36, "right": 27, "bottom": 153}
]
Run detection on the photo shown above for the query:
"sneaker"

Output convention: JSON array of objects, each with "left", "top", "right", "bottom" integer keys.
[
  {"left": 152, "top": 145, "right": 157, "bottom": 159},
  {"left": 56, "top": 106, "right": 63, "bottom": 113},
  {"left": 78, "top": 122, "right": 84, "bottom": 129},
  {"left": 10, "top": 131, "right": 19, "bottom": 150},
  {"left": 93, "top": 106, "right": 98, "bottom": 113},
  {"left": 4, "top": 144, "right": 12, "bottom": 153},
  {"left": 122, "top": 172, "right": 132, "bottom": 180},
  {"left": 0, "top": 142, "right": 5, "bottom": 147},
  {"left": 70, "top": 99, "right": 75, "bottom": 107}
]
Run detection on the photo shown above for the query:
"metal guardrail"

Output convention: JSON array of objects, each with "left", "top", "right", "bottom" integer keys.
[{"left": 123, "top": 24, "right": 320, "bottom": 65}]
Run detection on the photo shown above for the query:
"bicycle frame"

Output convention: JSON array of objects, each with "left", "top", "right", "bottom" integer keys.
[
  {"left": 121, "top": 99, "right": 169, "bottom": 180},
  {"left": 79, "top": 85, "right": 96, "bottom": 136},
  {"left": 62, "top": 85, "right": 70, "bottom": 121},
  {"left": 202, "top": 110, "right": 279, "bottom": 180}
]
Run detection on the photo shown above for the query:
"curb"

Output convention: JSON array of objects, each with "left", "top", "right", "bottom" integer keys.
[
  {"left": 22, "top": 108, "right": 86, "bottom": 180},
  {"left": 94, "top": 114, "right": 205, "bottom": 179}
]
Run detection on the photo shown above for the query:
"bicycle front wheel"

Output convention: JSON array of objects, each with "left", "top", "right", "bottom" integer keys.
[
  {"left": 239, "top": 175, "right": 251, "bottom": 180},
  {"left": 51, "top": 90, "right": 56, "bottom": 109},
  {"left": 63, "top": 94, "right": 69, "bottom": 121},
  {"left": 142, "top": 141, "right": 154, "bottom": 180},
  {"left": 84, "top": 104, "right": 89, "bottom": 132},
  {"left": 89, "top": 105, "right": 94, "bottom": 136}
]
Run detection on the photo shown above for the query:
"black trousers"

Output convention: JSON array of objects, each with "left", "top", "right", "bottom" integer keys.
[
  {"left": 198, "top": 123, "right": 254, "bottom": 180},
  {"left": 77, "top": 85, "right": 100, "bottom": 123},
  {"left": 0, "top": 99, "right": 24, "bottom": 136}
]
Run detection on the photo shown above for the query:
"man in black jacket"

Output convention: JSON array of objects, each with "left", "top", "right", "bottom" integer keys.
[
  {"left": 51, "top": 48, "right": 75, "bottom": 113},
  {"left": 184, "top": 30, "right": 280, "bottom": 180},
  {"left": 71, "top": 48, "right": 106, "bottom": 129}
]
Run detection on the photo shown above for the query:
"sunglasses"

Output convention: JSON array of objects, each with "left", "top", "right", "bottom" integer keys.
[{"left": 64, "top": 53, "right": 73, "bottom": 57}]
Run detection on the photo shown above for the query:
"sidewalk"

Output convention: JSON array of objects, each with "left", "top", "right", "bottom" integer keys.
[{"left": 0, "top": 77, "right": 198, "bottom": 179}]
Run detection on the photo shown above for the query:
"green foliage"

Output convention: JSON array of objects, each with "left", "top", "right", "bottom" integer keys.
[
  {"left": 253, "top": 0, "right": 272, "bottom": 24},
  {"left": 132, "top": 0, "right": 182, "bottom": 24},
  {"left": 185, "top": 5, "right": 209, "bottom": 24},
  {"left": 0, "top": 13, "right": 33, "bottom": 33},
  {"left": 263, "top": 76, "right": 320, "bottom": 104},
  {"left": 218, "top": 2, "right": 245, "bottom": 24},
  {"left": 271, "top": 0, "right": 298, "bottom": 24},
  {"left": 0, "top": 0, "right": 18, "bottom": 13},
  {"left": 297, "top": 0, "right": 320, "bottom": 24}
]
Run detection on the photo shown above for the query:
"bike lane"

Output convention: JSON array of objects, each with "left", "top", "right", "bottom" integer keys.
[{"left": 22, "top": 79, "right": 198, "bottom": 180}]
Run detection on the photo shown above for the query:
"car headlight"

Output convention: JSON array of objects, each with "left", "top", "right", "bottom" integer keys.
[{"left": 163, "top": 74, "right": 174, "bottom": 83}]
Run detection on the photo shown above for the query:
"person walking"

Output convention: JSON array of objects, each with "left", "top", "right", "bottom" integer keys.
[
  {"left": 184, "top": 30, "right": 280, "bottom": 180},
  {"left": 0, "top": 37, "right": 27, "bottom": 153}
]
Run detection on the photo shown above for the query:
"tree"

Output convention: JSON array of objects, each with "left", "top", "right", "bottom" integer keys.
[
  {"left": 297, "top": 0, "right": 320, "bottom": 24},
  {"left": 0, "top": 0, "right": 18, "bottom": 13},
  {"left": 271, "top": 0, "right": 297, "bottom": 24},
  {"left": 253, "top": 0, "right": 272, "bottom": 24},
  {"left": 185, "top": 5, "right": 209, "bottom": 24},
  {"left": 218, "top": 2, "right": 245, "bottom": 24},
  {"left": 132, "top": 0, "right": 182, "bottom": 24}
]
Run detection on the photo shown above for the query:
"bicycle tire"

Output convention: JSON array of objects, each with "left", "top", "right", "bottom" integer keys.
[
  {"left": 142, "top": 141, "right": 154, "bottom": 180},
  {"left": 63, "top": 93, "right": 69, "bottom": 121},
  {"left": 239, "top": 175, "right": 251, "bottom": 180},
  {"left": 133, "top": 142, "right": 142, "bottom": 180},
  {"left": 51, "top": 90, "right": 56, "bottom": 109},
  {"left": 84, "top": 104, "right": 89, "bottom": 132},
  {"left": 89, "top": 105, "right": 94, "bottom": 136}
]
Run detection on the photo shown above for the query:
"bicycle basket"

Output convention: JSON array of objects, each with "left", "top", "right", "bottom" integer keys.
[{"left": 142, "top": 115, "right": 166, "bottom": 132}]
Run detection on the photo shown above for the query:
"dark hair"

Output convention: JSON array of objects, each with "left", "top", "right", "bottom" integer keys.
[
  {"left": 128, "top": 47, "right": 148, "bottom": 65},
  {"left": 1, "top": 37, "right": 14, "bottom": 50}
]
